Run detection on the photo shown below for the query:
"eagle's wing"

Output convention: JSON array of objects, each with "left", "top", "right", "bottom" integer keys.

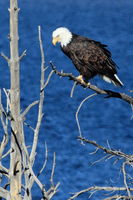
[{"left": 69, "top": 37, "right": 117, "bottom": 75}]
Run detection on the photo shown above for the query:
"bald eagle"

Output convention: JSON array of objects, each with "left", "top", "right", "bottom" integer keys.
[{"left": 52, "top": 27, "right": 123, "bottom": 86}]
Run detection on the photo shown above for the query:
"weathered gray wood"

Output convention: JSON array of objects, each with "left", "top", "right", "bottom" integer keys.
[
  {"left": 0, "top": 187, "right": 10, "bottom": 199},
  {"left": 0, "top": 2, "right": 58, "bottom": 199},
  {"left": 9, "top": 0, "right": 22, "bottom": 199}
]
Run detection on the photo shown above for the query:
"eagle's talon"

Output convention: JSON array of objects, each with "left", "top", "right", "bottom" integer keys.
[
  {"left": 87, "top": 82, "right": 91, "bottom": 87},
  {"left": 76, "top": 75, "right": 86, "bottom": 85}
]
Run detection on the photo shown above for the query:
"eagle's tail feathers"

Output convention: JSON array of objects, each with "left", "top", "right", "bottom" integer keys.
[
  {"left": 102, "top": 74, "right": 123, "bottom": 87},
  {"left": 102, "top": 75, "right": 112, "bottom": 84},
  {"left": 113, "top": 74, "right": 124, "bottom": 86}
]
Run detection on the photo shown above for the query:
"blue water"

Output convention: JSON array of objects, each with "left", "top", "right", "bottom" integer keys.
[{"left": 0, "top": 0, "right": 133, "bottom": 199}]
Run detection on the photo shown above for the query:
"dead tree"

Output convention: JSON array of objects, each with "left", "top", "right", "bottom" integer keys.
[{"left": 0, "top": 0, "right": 59, "bottom": 199}]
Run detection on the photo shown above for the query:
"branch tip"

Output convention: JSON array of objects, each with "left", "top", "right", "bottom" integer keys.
[
  {"left": 0, "top": 52, "right": 10, "bottom": 63},
  {"left": 19, "top": 49, "right": 27, "bottom": 60}
]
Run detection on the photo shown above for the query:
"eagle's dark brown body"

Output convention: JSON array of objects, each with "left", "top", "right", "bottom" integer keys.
[{"left": 61, "top": 34, "right": 122, "bottom": 86}]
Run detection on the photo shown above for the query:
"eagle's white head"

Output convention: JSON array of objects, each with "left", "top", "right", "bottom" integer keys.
[{"left": 52, "top": 27, "right": 72, "bottom": 47}]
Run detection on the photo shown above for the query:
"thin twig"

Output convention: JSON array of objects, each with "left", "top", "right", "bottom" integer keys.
[
  {"left": 42, "top": 70, "right": 55, "bottom": 91},
  {"left": 21, "top": 100, "right": 39, "bottom": 119},
  {"left": 106, "top": 140, "right": 112, "bottom": 150},
  {"left": 70, "top": 81, "right": 77, "bottom": 98},
  {"left": 2, "top": 149, "right": 11, "bottom": 159},
  {"left": 19, "top": 49, "right": 27, "bottom": 60},
  {"left": 88, "top": 190, "right": 97, "bottom": 198},
  {"left": 24, "top": 121, "right": 35, "bottom": 131},
  {"left": 47, "top": 182, "right": 60, "bottom": 199},
  {"left": 90, "top": 155, "right": 110, "bottom": 166},
  {"left": 28, "top": 164, "right": 48, "bottom": 197},
  {"left": 0, "top": 52, "right": 10, "bottom": 63},
  {"left": 3, "top": 88, "right": 11, "bottom": 111},
  {"left": 37, "top": 142, "right": 48, "bottom": 177},
  {"left": 130, "top": 103, "right": 133, "bottom": 120},
  {"left": 122, "top": 162, "right": 131, "bottom": 197},
  {"left": 105, "top": 154, "right": 115, "bottom": 161},
  {"left": 89, "top": 147, "right": 99, "bottom": 155},
  {"left": 0, "top": 90, "right": 9, "bottom": 160},
  {"left": 25, "top": 152, "right": 52, "bottom": 200},
  {"left": 50, "top": 152, "right": 56, "bottom": 186},
  {"left": 0, "top": 165, "right": 9, "bottom": 177},
  {"left": 76, "top": 93, "right": 97, "bottom": 139}
]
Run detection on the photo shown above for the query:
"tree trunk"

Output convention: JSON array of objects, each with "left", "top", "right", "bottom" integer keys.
[{"left": 9, "top": 0, "right": 22, "bottom": 199}]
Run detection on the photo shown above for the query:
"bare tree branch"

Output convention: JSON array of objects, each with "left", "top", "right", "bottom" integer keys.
[
  {"left": 37, "top": 142, "right": 48, "bottom": 177},
  {"left": 67, "top": 186, "right": 133, "bottom": 200},
  {"left": 0, "top": 90, "right": 9, "bottom": 162},
  {"left": 76, "top": 93, "right": 97, "bottom": 140},
  {"left": 22, "top": 137, "right": 59, "bottom": 200},
  {"left": 47, "top": 182, "right": 60, "bottom": 199},
  {"left": 28, "top": 163, "right": 49, "bottom": 200},
  {"left": 0, "top": 165, "right": 9, "bottom": 177},
  {"left": 41, "top": 69, "right": 55, "bottom": 90},
  {"left": 19, "top": 49, "right": 27, "bottom": 61},
  {"left": 2, "top": 149, "right": 11, "bottom": 159},
  {"left": 50, "top": 152, "right": 56, "bottom": 186},
  {"left": 24, "top": 121, "right": 35, "bottom": 131},
  {"left": 78, "top": 137, "right": 133, "bottom": 162},
  {"left": 21, "top": 100, "right": 39, "bottom": 119},
  {"left": 50, "top": 62, "right": 133, "bottom": 105},
  {"left": 21, "top": 134, "right": 47, "bottom": 200},
  {"left": 70, "top": 81, "right": 77, "bottom": 98},
  {"left": 30, "top": 26, "right": 45, "bottom": 164},
  {"left": 0, "top": 52, "right": 10, "bottom": 63},
  {"left": 90, "top": 154, "right": 110, "bottom": 166},
  {"left": 122, "top": 162, "right": 131, "bottom": 197}
]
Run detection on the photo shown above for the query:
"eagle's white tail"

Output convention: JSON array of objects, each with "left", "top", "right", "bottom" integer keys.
[{"left": 102, "top": 74, "right": 123, "bottom": 87}]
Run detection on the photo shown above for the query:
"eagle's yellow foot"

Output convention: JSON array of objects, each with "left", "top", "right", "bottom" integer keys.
[
  {"left": 76, "top": 75, "right": 86, "bottom": 84},
  {"left": 87, "top": 82, "right": 90, "bottom": 86},
  {"left": 76, "top": 75, "right": 90, "bottom": 86}
]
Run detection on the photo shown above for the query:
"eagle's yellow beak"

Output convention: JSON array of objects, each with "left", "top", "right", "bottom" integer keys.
[{"left": 52, "top": 36, "right": 60, "bottom": 46}]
